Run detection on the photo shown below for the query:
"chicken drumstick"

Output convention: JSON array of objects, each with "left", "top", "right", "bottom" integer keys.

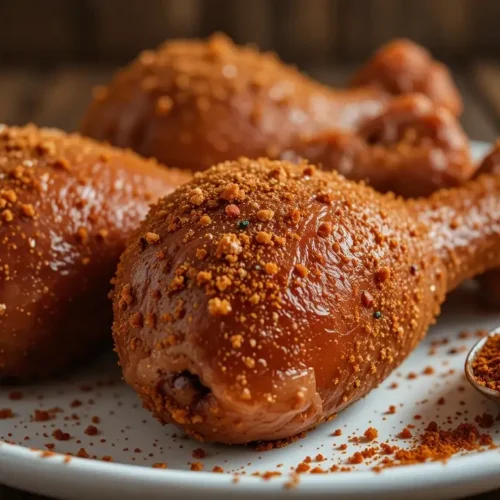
[
  {"left": 82, "top": 34, "right": 463, "bottom": 175},
  {"left": 112, "top": 158, "right": 499, "bottom": 444}
]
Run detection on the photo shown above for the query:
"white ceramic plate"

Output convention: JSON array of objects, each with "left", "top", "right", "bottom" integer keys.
[{"left": 1, "top": 142, "right": 499, "bottom": 500}]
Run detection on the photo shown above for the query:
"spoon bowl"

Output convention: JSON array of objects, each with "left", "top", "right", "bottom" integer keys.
[{"left": 465, "top": 328, "right": 500, "bottom": 405}]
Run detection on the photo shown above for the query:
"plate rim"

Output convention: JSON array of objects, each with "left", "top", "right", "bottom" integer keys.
[{"left": 1, "top": 440, "right": 500, "bottom": 496}]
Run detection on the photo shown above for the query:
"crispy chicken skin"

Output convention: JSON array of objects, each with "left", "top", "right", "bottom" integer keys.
[
  {"left": 472, "top": 141, "right": 500, "bottom": 301},
  {"left": 113, "top": 158, "right": 500, "bottom": 444},
  {"left": 81, "top": 34, "right": 463, "bottom": 176},
  {"left": 0, "top": 125, "right": 190, "bottom": 379}
]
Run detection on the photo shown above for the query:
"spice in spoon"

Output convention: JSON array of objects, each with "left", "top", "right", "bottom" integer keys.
[{"left": 471, "top": 334, "right": 500, "bottom": 392}]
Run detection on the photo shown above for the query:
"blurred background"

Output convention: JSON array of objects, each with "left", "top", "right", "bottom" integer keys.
[{"left": 1, "top": 0, "right": 500, "bottom": 141}]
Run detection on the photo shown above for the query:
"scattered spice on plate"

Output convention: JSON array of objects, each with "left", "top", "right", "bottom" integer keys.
[
  {"left": 192, "top": 448, "right": 206, "bottom": 459},
  {"left": 84, "top": 425, "right": 100, "bottom": 436},
  {"left": 8, "top": 391, "right": 23, "bottom": 401},
  {"left": 364, "top": 427, "right": 378, "bottom": 441},
  {"left": 471, "top": 334, "right": 500, "bottom": 392},
  {"left": 474, "top": 412, "right": 495, "bottom": 429},
  {"left": 153, "top": 462, "right": 168, "bottom": 469},
  {"left": 31, "top": 408, "right": 62, "bottom": 422},
  {"left": 398, "top": 427, "right": 413, "bottom": 439},
  {"left": 0, "top": 408, "right": 14, "bottom": 419},
  {"left": 52, "top": 429, "right": 71, "bottom": 441},
  {"left": 385, "top": 405, "right": 397, "bottom": 415},
  {"left": 295, "top": 462, "right": 311, "bottom": 473},
  {"left": 376, "top": 421, "right": 494, "bottom": 469},
  {"left": 77, "top": 448, "right": 90, "bottom": 458}
]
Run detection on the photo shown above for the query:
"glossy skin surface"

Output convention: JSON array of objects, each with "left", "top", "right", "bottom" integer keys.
[
  {"left": 0, "top": 125, "right": 190, "bottom": 379},
  {"left": 470, "top": 142, "right": 500, "bottom": 301},
  {"left": 281, "top": 94, "right": 472, "bottom": 198},
  {"left": 114, "top": 158, "right": 463, "bottom": 444},
  {"left": 81, "top": 35, "right": 462, "bottom": 173},
  {"left": 350, "top": 39, "right": 462, "bottom": 116}
]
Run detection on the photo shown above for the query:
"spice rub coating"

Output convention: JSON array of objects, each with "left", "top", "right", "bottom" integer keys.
[
  {"left": 282, "top": 93, "right": 472, "bottom": 198},
  {"left": 471, "top": 141, "right": 500, "bottom": 301},
  {"left": 81, "top": 34, "right": 389, "bottom": 171},
  {"left": 0, "top": 125, "right": 190, "bottom": 379},
  {"left": 113, "top": 158, "right": 450, "bottom": 444}
]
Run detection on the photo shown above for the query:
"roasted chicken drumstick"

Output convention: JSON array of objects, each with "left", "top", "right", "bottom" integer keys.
[
  {"left": 82, "top": 35, "right": 463, "bottom": 176},
  {"left": 113, "top": 158, "right": 499, "bottom": 444}
]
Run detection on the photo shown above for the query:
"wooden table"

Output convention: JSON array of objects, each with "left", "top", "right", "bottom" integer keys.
[{"left": 0, "top": 62, "right": 500, "bottom": 500}]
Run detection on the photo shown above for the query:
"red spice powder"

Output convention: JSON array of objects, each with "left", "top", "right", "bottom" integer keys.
[
  {"left": 0, "top": 408, "right": 14, "bottom": 419},
  {"left": 192, "top": 448, "right": 206, "bottom": 459},
  {"left": 8, "top": 391, "right": 23, "bottom": 401},
  {"left": 32, "top": 410, "right": 52, "bottom": 422},
  {"left": 296, "top": 462, "right": 311, "bottom": 473},
  {"left": 471, "top": 334, "right": 500, "bottom": 392},
  {"left": 84, "top": 425, "right": 99, "bottom": 436},
  {"left": 364, "top": 427, "right": 378, "bottom": 441},
  {"left": 52, "top": 429, "right": 70, "bottom": 441},
  {"left": 379, "top": 422, "right": 494, "bottom": 468},
  {"left": 348, "top": 452, "right": 364, "bottom": 464},
  {"left": 77, "top": 448, "right": 90, "bottom": 458},
  {"left": 310, "top": 466, "right": 326, "bottom": 474},
  {"left": 474, "top": 413, "right": 495, "bottom": 429},
  {"left": 153, "top": 463, "right": 168, "bottom": 469},
  {"left": 398, "top": 427, "right": 413, "bottom": 439}
]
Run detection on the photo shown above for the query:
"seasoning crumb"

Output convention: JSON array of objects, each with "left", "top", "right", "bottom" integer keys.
[
  {"left": 85, "top": 425, "right": 100, "bottom": 436},
  {"left": 364, "top": 427, "right": 378, "bottom": 441},
  {"left": 153, "top": 462, "right": 168, "bottom": 469},
  {"left": 471, "top": 334, "right": 500, "bottom": 392},
  {"left": 142, "top": 232, "right": 160, "bottom": 245},
  {"left": 53, "top": 429, "right": 71, "bottom": 441},
  {"left": 0, "top": 408, "right": 14, "bottom": 419},
  {"left": 192, "top": 448, "right": 206, "bottom": 459},
  {"left": 398, "top": 427, "right": 412, "bottom": 439}
]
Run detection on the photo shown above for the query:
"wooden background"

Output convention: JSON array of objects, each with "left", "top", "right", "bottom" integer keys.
[{"left": 1, "top": 0, "right": 500, "bottom": 65}]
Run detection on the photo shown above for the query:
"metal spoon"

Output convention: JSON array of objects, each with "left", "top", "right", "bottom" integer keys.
[{"left": 464, "top": 328, "right": 500, "bottom": 404}]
